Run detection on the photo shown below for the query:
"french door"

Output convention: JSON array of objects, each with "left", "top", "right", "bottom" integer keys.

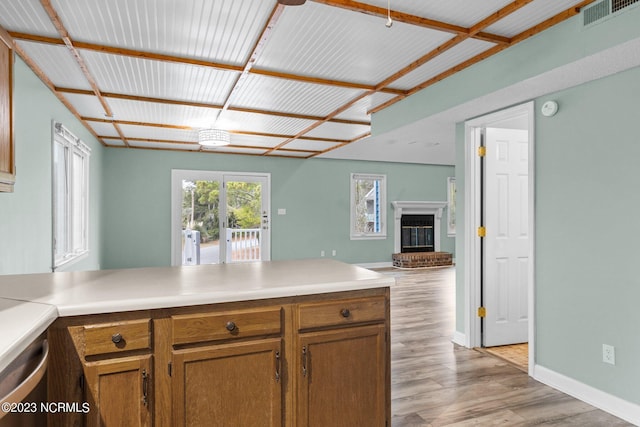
[{"left": 171, "top": 170, "right": 270, "bottom": 266}]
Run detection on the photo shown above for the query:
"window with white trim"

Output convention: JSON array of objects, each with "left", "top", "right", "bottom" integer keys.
[
  {"left": 350, "top": 173, "right": 386, "bottom": 240},
  {"left": 52, "top": 122, "right": 90, "bottom": 269}
]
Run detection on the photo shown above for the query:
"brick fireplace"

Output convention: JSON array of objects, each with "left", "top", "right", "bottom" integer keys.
[{"left": 391, "top": 201, "right": 453, "bottom": 268}]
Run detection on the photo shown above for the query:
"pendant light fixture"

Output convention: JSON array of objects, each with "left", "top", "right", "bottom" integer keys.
[
  {"left": 198, "top": 129, "right": 231, "bottom": 147},
  {"left": 385, "top": 0, "right": 393, "bottom": 27},
  {"left": 278, "top": 0, "right": 306, "bottom": 5}
]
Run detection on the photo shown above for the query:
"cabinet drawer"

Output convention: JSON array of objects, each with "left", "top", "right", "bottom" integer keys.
[
  {"left": 297, "top": 296, "right": 386, "bottom": 330},
  {"left": 83, "top": 319, "right": 151, "bottom": 356},
  {"left": 172, "top": 307, "right": 282, "bottom": 345}
]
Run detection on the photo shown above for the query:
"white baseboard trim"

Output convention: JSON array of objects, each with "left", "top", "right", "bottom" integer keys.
[
  {"left": 356, "top": 262, "right": 393, "bottom": 269},
  {"left": 534, "top": 365, "right": 640, "bottom": 426},
  {"left": 451, "top": 331, "right": 467, "bottom": 347}
]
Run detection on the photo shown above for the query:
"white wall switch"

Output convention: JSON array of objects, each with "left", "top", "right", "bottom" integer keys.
[{"left": 277, "top": 208, "right": 286, "bottom": 215}]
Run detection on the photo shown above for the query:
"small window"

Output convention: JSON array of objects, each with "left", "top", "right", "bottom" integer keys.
[
  {"left": 350, "top": 173, "right": 386, "bottom": 240},
  {"left": 52, "top": 122, "right": 90, "bottom": 269}
]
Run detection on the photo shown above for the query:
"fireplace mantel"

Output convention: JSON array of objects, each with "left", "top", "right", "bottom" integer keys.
[{"left": 391, "top": 201, "right": 447, "bottom": 254}]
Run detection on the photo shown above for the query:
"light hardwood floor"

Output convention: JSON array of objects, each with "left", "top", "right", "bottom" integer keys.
[{"left": 382, "top": 267, "right": 632, "bottom": 427}]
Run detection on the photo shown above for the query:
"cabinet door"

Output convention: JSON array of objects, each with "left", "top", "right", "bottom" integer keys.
[
  {"left": 84, "top": 355, "right": 152, "bottom": 427},
  {"left": 172, "top": 338, "right": 282, "bottom": 427},
  {"left": 0, "top": 31, "right": 14, "bottom": 193},
  {"left": 297, "top": 324, "right": 387, "bottom": 427}
]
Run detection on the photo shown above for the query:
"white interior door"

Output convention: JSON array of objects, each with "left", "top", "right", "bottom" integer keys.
[{"left": 483, "top": 127, "right": 529, "bottom": 347}]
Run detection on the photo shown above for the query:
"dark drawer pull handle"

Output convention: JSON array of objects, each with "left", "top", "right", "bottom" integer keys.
[
  {"left": 111, "top": 333, "right": 123, "bottom": 344},
  {"left": 225, "top": 321, "right": 237, "bottom": 332},
  {"left": 340, "top": 308, "right": 351, "bottom": 318}
]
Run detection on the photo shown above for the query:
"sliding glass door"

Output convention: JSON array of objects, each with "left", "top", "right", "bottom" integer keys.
[{"left": 171, "top": 170, "right": 270, "bottom": 266}]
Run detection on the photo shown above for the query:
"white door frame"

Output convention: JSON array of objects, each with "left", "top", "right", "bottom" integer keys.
[
  {"left": 463, "top": 101, "right": 535, "bottom": 376},
  {"left": 171, "top": 170, "right": 271, "bottom": 266}
]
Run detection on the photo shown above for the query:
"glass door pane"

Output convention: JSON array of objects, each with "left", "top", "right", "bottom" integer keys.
[
  {"left": 224, "top": 175, "right": 270, "bottom": 263},
  {"left": 181, "top": 179, "right": 221, "bottom": 265}
]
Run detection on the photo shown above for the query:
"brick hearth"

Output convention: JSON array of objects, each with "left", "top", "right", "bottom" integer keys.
[{"left": 392, "top": 252, "right": 453, "bottom": 268}]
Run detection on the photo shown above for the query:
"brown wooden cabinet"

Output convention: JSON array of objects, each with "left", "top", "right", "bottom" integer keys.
[
  {"left": 48, "top": 288, "right": 390, "bottom": 426},
  {"left": 0, "top": 28, "right": 14, "bottom": 193},
  {"left": 47, "top": 316, "right": 154, "bottom": 427},
  {"left": 84, "top": 355, "right": 152, "bottom": 427},
  {"left": 172, "top": 339, "right": 282, "bottom": 427},
  {"left": 295, "top": 296, "right": 389, "bottom": 427},
  {"left": 170, "top": 306, "right": 285, "bottom": 427}
]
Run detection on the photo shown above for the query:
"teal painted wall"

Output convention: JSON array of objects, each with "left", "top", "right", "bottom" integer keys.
[
  {"left": 534, "top": 66, "right": 640, "bottom": 405},
  {"left": 0, "top": 58, "right": 103, "bottom": 275},
  {"left": 431, "top": 9, "right": 640, "bottom": 408},
  {"left": 101, "top": 148, "right": 454, "bottom": 269}
]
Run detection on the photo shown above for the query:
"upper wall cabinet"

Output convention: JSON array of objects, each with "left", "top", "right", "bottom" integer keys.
[{"left": 0, "top": 29, "right": 14, "bottom": 193}]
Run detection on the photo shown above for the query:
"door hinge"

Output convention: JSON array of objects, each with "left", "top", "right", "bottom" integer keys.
[
  {"left": 477, "top": 307, "right": 486, "bottom": 318},
  {"left": 477, "top": 226, "right": 486, "bottom": 237},
  {"left": 478, "top": 146, "right": 486, "bottom": 157}
]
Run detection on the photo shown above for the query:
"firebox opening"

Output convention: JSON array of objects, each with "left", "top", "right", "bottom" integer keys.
[{"left": 401, "top": 214, "right": 435, "bottom": 253}]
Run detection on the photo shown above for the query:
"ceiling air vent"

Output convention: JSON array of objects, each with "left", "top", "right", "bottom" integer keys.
[
  {"left": 612, "top": 0, "right": 639, "bottom": 12},
  {"left": 583, "top": 0, "right": 639, "bottom": 27}
]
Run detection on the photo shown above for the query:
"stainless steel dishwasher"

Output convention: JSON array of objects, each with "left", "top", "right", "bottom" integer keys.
[{"left": 0, "top": 335, "right": 48, "bottom": 427}]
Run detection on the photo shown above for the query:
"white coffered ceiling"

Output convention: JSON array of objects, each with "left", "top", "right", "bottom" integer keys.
[{"left": 0, "top": 0, "right": 600, "bottom": 164}]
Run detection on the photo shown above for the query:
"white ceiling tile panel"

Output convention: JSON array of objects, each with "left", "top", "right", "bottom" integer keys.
[
  {"left": 362, "top": 0, "right": 516, "bottom": 28},
  {"left": 392, "top": 39, "right": 496, "bottom": 89},
  {"left": 229, "top": 134, "right": 285, "bottom": 149},
  {"left": 102, "top": 138, "right": 127, "bottom": 147},
  {"left": 256, "top": 2, "right": 454, "bottom": 86},
  {"left": 202, "top": 146, "right": 268, "bottom": 155},
  {"left": 334, "top": 93, "right": 396, "bottom": 122},
  {"left": 51, "top": 0, "right": 275, "bottom": 65},
  {"left": 128, "top": 141, "right": 201, "bottom": 151},
  {"left": 230, "top": 74, "right": 364, "bottom": 117},
  {"left": 284, "top": 139, "right": 341, "bottom": 152},
  {"left": 80, "top": 50, "right": 239, "bottom": 104},
  {"left": 0, "top": 0, "right": 59, "bottom": 35},
  {"left": 118, "top": 125, "right": 199, "bottom": 142},
  {"left": 484, "top": 1, "right": 586, "bottom": 37},
  {"left": 217, "top": 110, "right": 315, "bottom": 136},
  {"left": 16, "top": 41, "right": 92, "bottom": 90},
  {"left": 107, "top": 98, "right": 219, "bottom": 128},
  {"left": 266, "top": 150, "right": 313, "bottom": 158},
  {"left": 305, "top": 122, "right": 370, "bottom": 141},
  {"left": 63, "top": 93, "right": 109, "bottom": 119},
  {"left": 88, "top": 122, "right": 120, "bottom": 138}
]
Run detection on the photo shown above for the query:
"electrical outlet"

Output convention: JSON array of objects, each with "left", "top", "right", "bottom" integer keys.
[
  {"left": 332, "top": 250, "right": 336, "bottom": 256},
  {"left": 320, "top": 251, "right": 325, "bottom": 257},
  {"left": 602, "top": 344, "right": 615, "bottom": 365}
]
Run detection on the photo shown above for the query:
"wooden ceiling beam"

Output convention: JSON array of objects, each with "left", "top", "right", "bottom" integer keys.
[
  {"left": 58, "top": 87, "right": 369, "bottom": 126},
  {"left": 39, "top": 0, "right": 130, "bottom": 147},
  {"left": 369, "top": 0, "right": 597, "bottom": 114},
  {"left": 9, "top": 32, "right": 403, "bottom": 95},
  {"left": 311, "top": 0, "right": 510, "bottom": 45},
  {"left": 86, "top": 117, "right": 351, "bottom": 143},
  {"left": 264, "top": 90, "right": 373, "bottom": 154},
  {"left": 280, "top": 0, "right": 537, "bottom": 149},
  {"left": 218, "top": 4, "right": 286, "bottom": 118},
  {"left": 0, "top": 24, "right": 105, "bottom": 148}
]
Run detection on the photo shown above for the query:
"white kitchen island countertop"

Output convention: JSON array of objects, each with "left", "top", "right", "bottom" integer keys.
[
  {"left": 0, "top": 298, "right": 57, "bottom": 374},
  {"left": 0, "top": 259, "right": 393, "bottom": 374}
]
